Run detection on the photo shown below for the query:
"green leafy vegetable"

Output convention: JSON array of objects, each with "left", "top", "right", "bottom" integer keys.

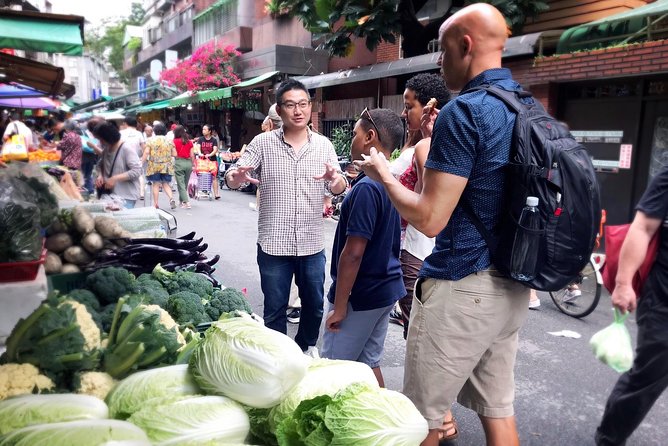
[
  {"left": 86, "top": 267, "right": 138, "bottom": 305},
  {"left": 189, "top": 312, "right": 309, "bottom": 409},
  {"left": 105, "top": 364, "right": 199, "bottom": 420},
  {"left": 270, "top": 359, "right": 378, "bottom": 435},
  {"left": 206, "top": 288, "right": 252, "bottom": 320},
  {"left": 277, "top": 382, "right": 428, "bottom": 446},
  {"left": 0, "top": 394, "right": 108, "bottom": 435},
  {"left": 0, "top": 419, "right": 149, "bottom": 445},
  {"left": 128, "top": 395, "right": 250, "bottom": 445},
  {"left": 152, "top": 264, "right": 213, "bottom": 299},
  {"left": 0, "top": 298, "right": 101, "bottom": 384},
  {"left": 102, "top": 297, "right": 186, "bottom": 379}
]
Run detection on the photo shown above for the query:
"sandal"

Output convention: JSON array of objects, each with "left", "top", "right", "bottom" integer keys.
[{"left": 437, "top": 419, "right": 459, "bottom": 444}]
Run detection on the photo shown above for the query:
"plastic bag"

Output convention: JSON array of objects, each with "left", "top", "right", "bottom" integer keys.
[
  {"left": 1, "top": 130, "right": 28, "bottom": 161},
  {"left": 0, "top": 199, "right": 42, "bottom": 262},
  {"left": 590, "top": 309, "right": 634, "bottom": 373},
  {"left": 187, "top": 171, "right": 198, "bottom": 199}
]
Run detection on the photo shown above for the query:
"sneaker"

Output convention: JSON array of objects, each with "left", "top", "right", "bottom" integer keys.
[
  {"left": 563, "top": 288, "right": 582, "bottom": 303},
  {"left": 287, "top": 308, "right": 301, "bottom": 324},
  {"left": 389, "top": 308, "right": 404, "bottom": 326},
  {"left": 304, "top": 346, "right": 320, "bottom": 359},
  {"left": 170, "top": 199, "right": 176, "bottom": 209},
  {"left": 529, "top": 298, "right": 541, "bottom": 310}
]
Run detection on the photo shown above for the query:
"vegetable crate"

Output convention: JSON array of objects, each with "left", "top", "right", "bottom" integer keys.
[
  {"left": 0, "top": 248, "right": 47, "bottom": 283},
  {"left": 47, "top": 272, "right": 89, "bottom": 294}
]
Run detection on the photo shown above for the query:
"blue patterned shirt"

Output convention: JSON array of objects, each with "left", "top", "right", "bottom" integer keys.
[{"left": 420, "top": 68, "right": 531, "bottom": 281}]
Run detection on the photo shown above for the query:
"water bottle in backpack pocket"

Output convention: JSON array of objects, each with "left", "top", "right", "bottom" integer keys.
[{"left": 510, "top": 197, "right": 542, "bottom": 281}]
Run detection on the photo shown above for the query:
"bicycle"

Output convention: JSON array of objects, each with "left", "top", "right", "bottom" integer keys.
[{"left": 549, "top": 210, "right": 607, "bottom": 318}]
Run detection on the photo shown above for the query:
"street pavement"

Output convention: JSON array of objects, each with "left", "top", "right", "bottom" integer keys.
[{"left": 159, "top": 187, "right": 666, "bottom": 446}]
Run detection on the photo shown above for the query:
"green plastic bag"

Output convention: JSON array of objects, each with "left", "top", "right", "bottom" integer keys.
[{"left": 590, "top": 309, "right": 634, "bottom": 373}]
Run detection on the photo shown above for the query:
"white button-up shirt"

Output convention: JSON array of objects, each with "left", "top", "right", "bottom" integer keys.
[{"left": 231, "top": 128, "right": 339, "bottom": 257}]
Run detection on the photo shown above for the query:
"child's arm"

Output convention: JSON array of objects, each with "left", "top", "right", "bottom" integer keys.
[{"left": 326, "top": 236, "right": 368, "bottom": 332}]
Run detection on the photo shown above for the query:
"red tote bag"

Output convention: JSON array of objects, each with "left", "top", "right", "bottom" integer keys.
[{"left": 601, "top": 224, "right": 660, "bottom": 296}]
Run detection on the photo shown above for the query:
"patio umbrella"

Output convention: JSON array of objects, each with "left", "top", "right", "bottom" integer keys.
[
  {"left": 0, "top": 96, "right": 59, "bottom": 110},
  {"left": 0, "top": 83, "right": 47, "bottom": 99}
]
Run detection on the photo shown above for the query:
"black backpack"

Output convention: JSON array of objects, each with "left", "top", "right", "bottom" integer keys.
[{"left": 462, "top": 86, "right": 601, "bottom": 292}]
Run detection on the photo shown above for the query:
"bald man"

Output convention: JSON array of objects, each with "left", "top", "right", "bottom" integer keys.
[{"left": 357, "top": 4, "right": 530, "bottom": 446}]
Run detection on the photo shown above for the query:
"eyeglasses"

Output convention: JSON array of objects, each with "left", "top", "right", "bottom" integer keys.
[
  {"left": 280, "top": 100, "right": 311, "bottom": 111},
  {"left": 360, "top": 107, "right": 382, "bottom": 142}
]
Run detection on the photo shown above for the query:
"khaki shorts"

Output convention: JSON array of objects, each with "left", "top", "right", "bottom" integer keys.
[{"left": 403, "top": 269, "right": 529, "bottom": 428}]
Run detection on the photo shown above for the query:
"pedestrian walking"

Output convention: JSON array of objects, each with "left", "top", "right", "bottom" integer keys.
[
  {"left": 196, "top": 124, "right": 221, "bottom": 199},
  {"left": 357, "top": 4, "right": 531, "bottom": 445},
  {"left": 142, "top": 122, "right": 177, "bottom": 209},
  {"left": 322, "top": 108, "right": 405, "bottom": 387},
  {"left": 173, "top": 125, "right": 194, "bottom": 209},
  {"left": 595, "top": 163, "right": 668, "bottom": 445},
  {"left": 225, "top": 78, "right": 347, "bottom": 356}
]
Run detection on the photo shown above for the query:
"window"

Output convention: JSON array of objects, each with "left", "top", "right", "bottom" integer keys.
[{"left": 193, "top": 0, "right": 238, "bottom": 48}]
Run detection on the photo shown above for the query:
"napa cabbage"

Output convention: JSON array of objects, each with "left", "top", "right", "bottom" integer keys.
[
  {"left": 276, "top": 382, "right": 428, "bottom": 446},
  {"left": 0, "top": 419, "right": 149, "bottom": 445},
  {"left": 128, "top": 395, "right": 249, "bottom": 446},
  {"left": 0, "top": 394, "right": 109, "bottom": 435},
  {"left": 105, "top": 364, "right": 199, "bottom": 419},
  {"left": 189, "top": 313, "right": 309, "bottom": 408}
]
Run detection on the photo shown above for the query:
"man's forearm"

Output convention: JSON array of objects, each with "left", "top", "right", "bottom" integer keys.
[
  {"left": 379, "top": 169, "right": 428, "bottom": 231},
  {"left": 329, "top": 173, "right": 347, "bottom": 195},
  {"left": 616, "top": 221, "right": 655, "bottom": 286},
  {"left": 333, "top": 248, "right": 363, "bottom": 312}
]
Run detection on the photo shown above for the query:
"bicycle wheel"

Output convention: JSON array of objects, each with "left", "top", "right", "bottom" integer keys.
[{"left": 549, "top": 260, "right": 601, "bottom": 318}]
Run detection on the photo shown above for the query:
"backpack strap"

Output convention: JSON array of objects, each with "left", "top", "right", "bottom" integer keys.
[
  {"left": 460, "top": 198, "right": 498, "bottom": 253},
  {"left": 469, "top": 85, "right": 540, "bottom": 113}
]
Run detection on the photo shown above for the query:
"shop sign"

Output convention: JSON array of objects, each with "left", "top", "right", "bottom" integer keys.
[
  {"left": 571, "top": 130, "right": 623, "bottom": 144},
  {"left": 619, "top": 144, "right": 633, "bottom": 169},
  {"left": 592, "top": 159, "right": 620, "bottom": 169}
]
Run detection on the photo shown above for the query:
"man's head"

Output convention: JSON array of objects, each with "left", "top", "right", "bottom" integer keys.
[
  {"left": 437, "top": 3, "right": 508, "bottom": 91},
  {"left": 144, "top": 125, "right": 153, "bottom": 137},
  {"left": 275, "top": 79, "right": 311, "bottom": 131},
  {"left": 10, "top": 111, "right": 21, "bottom": 122},
  {"left": 351, "top": 108, "right": 403, "bottom": 160},
  {"left": 153, "top": 122, "right": 167, "bottom": 136},
  {"left": 124, "top": 116, "right": 138, "bottom": 129}
]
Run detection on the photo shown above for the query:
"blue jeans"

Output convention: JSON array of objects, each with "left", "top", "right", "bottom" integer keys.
[
  {"left": 257, "top": 245, "right": 325, "bottom": 351},
  {"left": 81, "top": 152, "right": 97, "bottom": 194}
]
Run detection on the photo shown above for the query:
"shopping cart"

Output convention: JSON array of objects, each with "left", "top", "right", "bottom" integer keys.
[{"left": 193, "top": 156, "right": 216, "bottom": 201}]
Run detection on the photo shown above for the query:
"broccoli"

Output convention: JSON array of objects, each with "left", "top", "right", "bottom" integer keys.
[
  {"left": 103, "top": 297, "right": 186, "bottom": 379},
  {"left": 152, "top": 264, "right": 214, "bottom": 299},
  {"left": 136, "top": 275, "right": 169, "bottom": 308},
  {"left": 0, "top": 363, "right": 55, "bottom": 401},
  {"left": 66, "top": 289, "right": 101, "bottom": 312},
  {"left": 99, "top": 303, "right": 117, "bottom": 334},
  {"left": 166, "top": 291, "right": 210, "bottom": 326},
  {"left": 0, "top": 298, "right": 101, "bottom": 384},
  {"left": 206, "top": 288, "right": 253, "bottom": 320},
  {"left": 86, "top": 267, "right": 138, "bottom": 305}
]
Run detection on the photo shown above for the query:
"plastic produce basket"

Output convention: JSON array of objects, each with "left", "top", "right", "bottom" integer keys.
[
  {"left": 0, "top": 248, "right": 47, "bottom": 283},
  {"left": 47, "top": 271, "right": 89, "bottom": 294}
]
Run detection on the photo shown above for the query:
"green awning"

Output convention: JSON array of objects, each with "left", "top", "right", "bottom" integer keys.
[
  {"left": 193, "top": 0, "right": 233, "bottom": 21},
  {"left": 195, "top": 87, "right": 232, "bottom": 102},
  {"left": 233, "top": 71, "right": 280, "bottom": 89},
  {"left": 557, "top": 0, "right": 668, "bottom": 54},
  {"left": 136, "top": 99, "right": 173, "bottom": 113},
  {"left": 0, "top": 13, "right": 84, "bottom": 55},
  {"left": 168, "top": 91, "right": 196, "bottom": 107}
]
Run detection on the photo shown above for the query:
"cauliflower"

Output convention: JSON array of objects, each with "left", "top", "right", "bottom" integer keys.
[
  {"left": 1, "top": 298, "right": 102, "bottom": 381},
  {"left": 0, "top": 363, "right": 55, "bottom": 400},
  {"left": 73, "top": 371, "right": 117, "bottom": 400}
]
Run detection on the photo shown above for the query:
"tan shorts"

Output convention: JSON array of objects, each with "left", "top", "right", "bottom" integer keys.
[{"left": 402, "top": 269, "right": 529, "bottom": 428}]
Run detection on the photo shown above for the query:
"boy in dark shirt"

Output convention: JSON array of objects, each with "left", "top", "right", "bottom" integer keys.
[{"left": 322, "top": 108, "right": 405, "bottom": 387}]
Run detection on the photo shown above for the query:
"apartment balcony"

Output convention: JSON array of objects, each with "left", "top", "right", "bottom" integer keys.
[
  {"left": 136, "top": 16, "right": 192, "bottom": 66},
  {"left": 144, "top": 0, "right": 175, "bottom": 17}
]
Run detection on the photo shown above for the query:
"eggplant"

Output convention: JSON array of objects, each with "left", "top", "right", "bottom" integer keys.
[
  {"left": 192, "top": 243, "right": 208, "bottom": 253},
  {"left": 118, "top": 237, "right": 204, "bottom": 251},
  {"left": 178, "top": 231, "right": 197, "bottom": 240},
  {"left": 200, "top": 254, "right": 220, "bottom": 267}
]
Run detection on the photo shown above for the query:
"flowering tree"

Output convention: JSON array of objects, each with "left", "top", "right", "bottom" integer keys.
[{"left": 160, "top": 41, "right": 241, "bottom": 92}]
